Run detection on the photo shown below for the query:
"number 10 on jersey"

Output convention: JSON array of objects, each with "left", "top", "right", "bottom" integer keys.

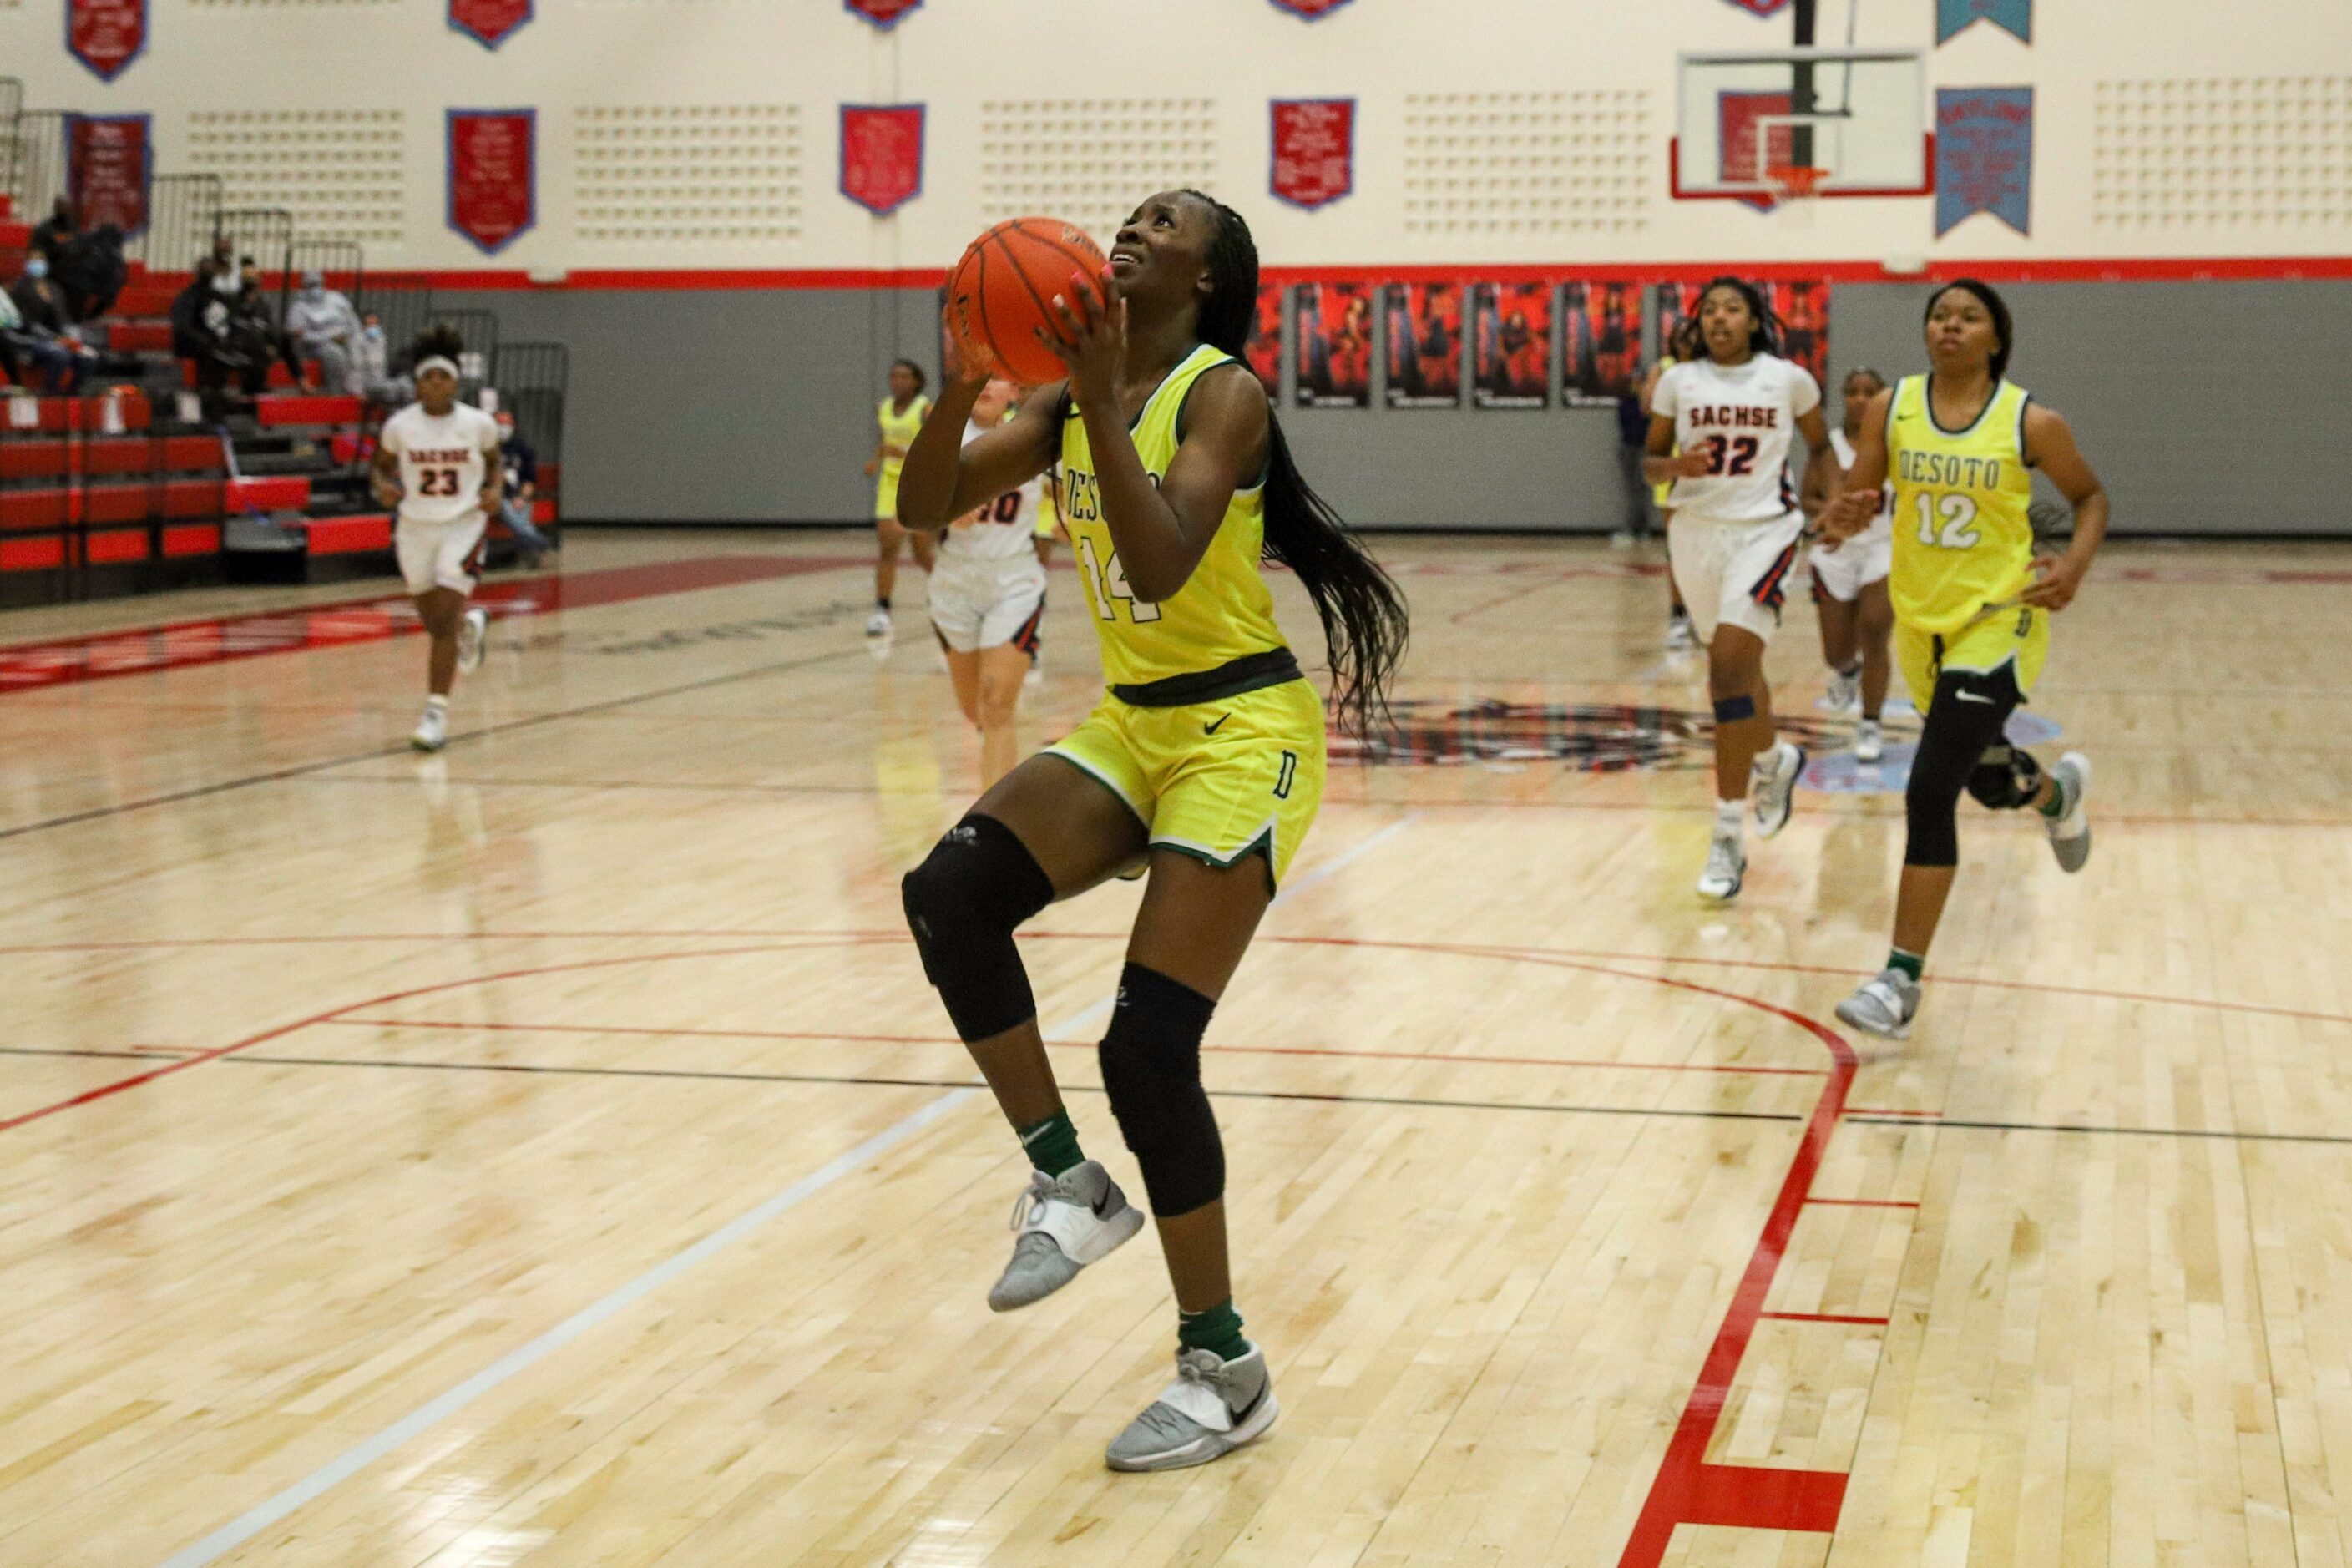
[{"left": 1075, "top": 537, "right": 1161, "bottom": 623}]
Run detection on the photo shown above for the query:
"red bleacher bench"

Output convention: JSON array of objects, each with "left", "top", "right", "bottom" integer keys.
[
  {"left": 534, "top": 499, "right": 556, "bottom": 524},
  {"left": 0, "top": 488, "right": 70, "bottom": 529},
  {"left": 163, "top": 478, "right": 224, "bottom": 518},
  {"left": 115, "top": 284, "right": 180, "bottom": 318},
  {"left": 0, "top": 439, "right": 70, "bottom": 481},
  {"left": 226, "top": 475, "right": 311, "bottom": 512},
  {"left": 256, "top": 395, "right": 362, "bottom": 428},
  {"left": 163, "top": 524, "right": 221, "bottom": 558},
  {"left": 84, "top": 528, "right": 151, "bottom": 565},
  {"left": 0, "top": 220, "right": 28, "bottom": 250},
  {"left": 301, "top": 514, "right": 392, "bottom": 555},
  {"left": 165, "top": 435, "right": 224, "bottom": 473},
  {"left": 0, "top": 535, "right": 67, "bottom": 571},
  {"left": 83, "top": 483, "right": 153, "bottom": 526},
  {"left": 109, "top": 321, "right": 174, "bottom": 354}
]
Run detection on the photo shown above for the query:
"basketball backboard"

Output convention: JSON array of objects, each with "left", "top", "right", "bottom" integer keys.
[{"left": 1672, "top": 48, "right": 1930, "bottom": 208}]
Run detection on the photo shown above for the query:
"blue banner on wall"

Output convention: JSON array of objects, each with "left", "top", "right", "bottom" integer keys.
[
  {"left": 1938, "top": 0, "right": 2031, "bottom": 43},
  {"left": 1935, "top": 88, "right": 2033, "bottom": 236}
]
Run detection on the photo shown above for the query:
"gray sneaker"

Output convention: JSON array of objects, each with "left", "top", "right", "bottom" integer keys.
[
  {"left": 987, "top": 1160, "right": 1144, "bottom": 1312},
  {"left": 2045, "top": 752, "right": 2092, "bottom": 873},
  {"left": 456, "top": 606, "right": 488, "bottom": 674},
  {"left": 1752, "top": 741, "right": 1805, "bottom": 839},
  {"left": 1696, "top": 832, "right": 1745, "bottom": 900},
  {"left": 1105, "top": 1343, "right": 1279, "bottom": 1473},
  {"left": 1836, "top": 969, "right": 1922, "bottom": 1040}
]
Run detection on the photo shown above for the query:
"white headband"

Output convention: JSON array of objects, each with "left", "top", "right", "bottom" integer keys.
[{"left": 416, "top": 356, "right": 460, "bottom": 380}]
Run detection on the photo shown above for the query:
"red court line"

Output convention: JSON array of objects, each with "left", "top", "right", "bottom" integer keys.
[
  {"left": 0, "top": 555, "right": 857, "bottom": 694},
  {"left": 1803, "top": 1197, "right": 1920, "bottom": 1209},
  {"left": 326, "top": 1014, "right": 1827, "bottom": 1077},
  {"left": 1761, "top": 1311, "right": 1892, "bottom": 1328}
]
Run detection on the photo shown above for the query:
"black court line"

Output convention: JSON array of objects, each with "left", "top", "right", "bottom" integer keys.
[
  {"left": 201, "top": 1051, "right": 1808, "bottom": 1124},
  {"left": 1849, "top": 1115, "right": 2352, "bottom": 1149},
  {"left": 0, "top": 1045, "right": 198, "bottom": 1062},
  {"left": 0, "top": 646, "right": 865, "bottom": 843}
]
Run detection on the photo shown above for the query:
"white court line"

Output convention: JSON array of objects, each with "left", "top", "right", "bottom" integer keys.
[{"left": 154, "top": 817, "right": 1416, "bottom": 1565}]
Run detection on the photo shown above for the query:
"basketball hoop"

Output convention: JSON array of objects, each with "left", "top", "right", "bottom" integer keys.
[{"left": 1767, "top": 163, "right": 1826, "bottom": 220}]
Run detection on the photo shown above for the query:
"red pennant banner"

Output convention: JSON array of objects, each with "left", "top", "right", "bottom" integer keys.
[
  {"left": 845, "top": 0, "right": 923, "bottom": 28},
  {"left": 68, "top": 114, "right": 150, "bottom": 235},
  {"left": 1271, "top": 0, "right": 1353, "bottom": 16},
  {"left": 840, "top": 105, "right": 925, "bottom": 217},
  {"left": 449, "top": 0, "right": 530, "bottom": 48},
  {"left": 448, "top": 109, "right": 536, "bottom": 255},
  {"left": 1270, "top": 99, "right": 1355, "bottom": 210},
  {"left": 68, "top": 0, "right": 147, "bottom": 82}
]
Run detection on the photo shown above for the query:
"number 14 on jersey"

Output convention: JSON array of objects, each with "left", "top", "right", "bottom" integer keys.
[{"left": 1075, "top": 537, "right": 1161, "bottom": 623}]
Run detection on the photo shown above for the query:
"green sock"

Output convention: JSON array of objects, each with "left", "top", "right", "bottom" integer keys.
[
  {"left": 1178, "top": 1298, "right": 1251, "bottom": 1362},
  {"left": 1887, "top": 948, "right": 1925, "bottom": 983},
  {"left": 2037, "top": 777, "right": 2068, "bottom": 819},
  {"left": 1016, "top": 1109, "right": 1085, "bottom": 1178}
]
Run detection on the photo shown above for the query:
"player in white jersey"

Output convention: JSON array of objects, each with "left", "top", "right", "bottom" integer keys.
[
  {"left": 1803, "top": 368, "right": 1895, "bottom": 761},
  {"left": 1645, "top": 278, "right": 1837, "bottom": 898},
  {"left": 371, "top": 327, "right": 504, "bottom": 752},
  {"left": 933, "top": 379, "right": 1050, "bottom": 786}
]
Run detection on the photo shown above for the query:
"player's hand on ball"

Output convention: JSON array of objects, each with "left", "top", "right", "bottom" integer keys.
[
  {"left": 1038, "top": 266, "right": 1126, "bottom": 402},
  {"left": 2021, "top": 552, "right": 2085, "bottom": 611}
]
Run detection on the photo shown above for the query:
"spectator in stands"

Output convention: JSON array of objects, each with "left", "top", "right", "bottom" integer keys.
[
  {"left": 286, "top": 271, "right": 362, "bottom": 396},
  {"left": 228, "top": 255, "right": 305, "bottom": 385},
  {"left": 8, "top": 255, "right": 94, "bottom": 392},
  {"left": 30, "top": 198, "right": 78, "bottom": 271},
  {"left": 174, "top": 255, "right": 266, "bottom": 411},
  {"left": 493, "top": 409, "right": 555, "bottom": 568},
  {"left": 349, "top": 311, "right": 411, "bottom": 407},
  {"left": 58, "top": 223, "right": 127, "bottom": 321}
]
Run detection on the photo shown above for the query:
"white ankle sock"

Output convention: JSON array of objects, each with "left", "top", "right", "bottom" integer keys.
[
  {"left": 1715, "top": 798, "right": 1745, "bottom": 837},
  {"left": 425, "top": 695, "right": 448, "bottom": 714}
]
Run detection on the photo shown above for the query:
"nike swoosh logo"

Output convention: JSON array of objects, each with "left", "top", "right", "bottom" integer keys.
[
  {"left": 1204, "top": 714, "right": 1230, "bottom": 734},
  {"left": 1955, "top": 690, "right": 1995, "bottom": 704}
]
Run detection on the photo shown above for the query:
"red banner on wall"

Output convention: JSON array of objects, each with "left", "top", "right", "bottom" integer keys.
[
  {"left": 448, "top": 110, "right": 536, "bottom": 255},
  {"left": 1270, "top": 99, "right": 1355, "bottom": 210},
  {"left": 1271, "top": 0, "right": 1354, "bottom": 15},
  {"left": 840, "top": 105, "right": 925, "bottom": 216},
  {"left": 846, "top": 0, "right": 923, "bottom": 27},
  {"left": 1292, "top": 282, "right": 1371, "bottom": 409},
  {"left": 68, "top": 0, "right": 146, "bottom": 82},
  {"left": 1247, "top": 285, "right": 1283, "bottom": 396},
  {"left": 1560, "top": 280, "right": 1642, "bottom": 407},
  {"left": 1472, "top": 282, "right": 1552, "bottom": 409},
  {"left": 1384, "top": 282, "right": 1463, "bottom": 408},
  {"left": 449, "top": 0, "right": 531, "bottom": 48},
  {"left": 68, "top": 114, "right": 150, "bottom": 235}
]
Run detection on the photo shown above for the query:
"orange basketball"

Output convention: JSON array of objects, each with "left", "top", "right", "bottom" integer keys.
[{"left": 945, "top": 218, "right": 1110, "bottom": 387}]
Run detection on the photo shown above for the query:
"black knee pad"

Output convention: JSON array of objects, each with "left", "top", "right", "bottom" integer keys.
[
  {"left": 1965, "top": 744, "right": 2045, "bottom": 812},
  {"left": 1097, "top": 963, "right": 1223, "bottom": 1218},
  {"left": 900, "top": 814, "right": 1055, "bottom": 1042}
]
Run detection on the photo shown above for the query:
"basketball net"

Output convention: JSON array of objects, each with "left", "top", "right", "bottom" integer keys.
[{"left": 1768, "top": 163, "right": 1825, "bottom": 227}]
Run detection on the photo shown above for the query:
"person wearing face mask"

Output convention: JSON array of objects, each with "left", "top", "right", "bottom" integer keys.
[
  {"left": 7, "top": 255, "right": 92, "bottom": 393},
  {"left": 348, "top": 311, "right": 410, "bottom": 407},
  {"left": 227, "top": 255, "right": 305, "bottom": 385},
  {"left": 286, "top": 271, "right": 362, "bottom": 395},
  {"left": 492, "top": 409, "right": 554, "bottom": 568},
  {"left": 169, "top": 255, "right": 266, "bottom": 411}
]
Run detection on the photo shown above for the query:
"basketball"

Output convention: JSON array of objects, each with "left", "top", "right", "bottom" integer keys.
[{"left": 946, "top": 217, "right": 1110, "bottom": 387}]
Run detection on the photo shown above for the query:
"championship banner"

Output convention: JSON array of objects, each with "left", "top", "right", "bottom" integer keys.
[
  {"left": 1938, "top": 0, "right": 2031, "bottom": 43},
  {"left": 1776, "top": 280, "right": 1831, "bottom": 386},
  {"left": 1470, "top": 282, "right": 1551, "bottom": 410},
  {"left": 1292, "top": 281, "right": 1371, "bottom": 409},
  {"left": 449, "top": 0, "right": 529, "bottom": 48},
  {"left": 1270, "top": 0, "right": 1353, "bottom": 17},
  {"left": 1560, "top": 280, "right": 1641, "bottom": 407},
  {"left": 447, "top": 109, "right": 536, "bottom": 255},
  {"left": 840, "top": 105, "right": 925, "bottom": 217},
  {"left": 1383, "top": 283, "right": 1462, "bottom": 409},
  {"left": 1247, "top": 285, "right": 1283, "bottom": 397},
  {"left": 1935, "top": 88, "right": 2033, "bottom": 235},
  {"left": 1270, "top": 100, "right": 1355, "bottom": 210},
  {"left": 846, "top": 0, "right": 923, "bottom": 29},
  {"left": 67, "top": 114, "right": 150, "bottom": 235},
  {"left": 1719, "top": 0, "right": 1791, "bottom": 13},
  {"left": 68, "top": 0, "right": 146, "bottom": 82}
]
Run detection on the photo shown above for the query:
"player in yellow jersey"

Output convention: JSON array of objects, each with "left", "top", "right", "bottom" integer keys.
[
  {"left": 894, "top": 190, "right": 1406, "bottom": 1474},
  {"left": 1818, "top": 281, "right": 2110, "bottom": 1039},
  {"left": 863, "top": 358, "right": 936, "bottom": 637}
]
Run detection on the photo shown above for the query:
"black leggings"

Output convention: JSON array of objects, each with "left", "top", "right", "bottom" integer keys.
[{"left": 1904, "top": 663, "right": 2026, "bottom": 867}]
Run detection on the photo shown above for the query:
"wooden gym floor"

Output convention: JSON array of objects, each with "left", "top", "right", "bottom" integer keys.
[{"left": 3, "top": 529, "right": 2349, "bottom": 1567}]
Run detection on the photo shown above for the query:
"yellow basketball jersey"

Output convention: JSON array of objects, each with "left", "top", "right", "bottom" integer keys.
[
  {"left": 1887, "top": 373, "right": 2036, "bottom": 635},
  {"left": 1059, "top": 344, "right": 1284, "bottom": 691},
  {"left": 876, "top": 394, "right": 929, "bottom": 481}
]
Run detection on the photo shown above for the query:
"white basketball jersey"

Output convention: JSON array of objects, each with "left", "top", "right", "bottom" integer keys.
[
  {"left": 1829, "top": 427, "right": 1894, "bottom": 534},
  {"left": 940, "top": 417, "right": 1043, "bottom": 564},
  {"left": 382, "top": 402, "right": 501, "bottom": 528},
  {"left": 1651, "top": 353, "right": 1820, "bottom": 525}
]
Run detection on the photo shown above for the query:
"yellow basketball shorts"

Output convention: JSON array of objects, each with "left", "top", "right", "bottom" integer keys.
[
  {"left": 1897, "top": 602, "right": 2049, "bottom": 715},
  {"left": 874, "top": 470, "right": 902, "bottom": 524},
  {"left": 1046, "top": 677, "right": 1327, "bottom": 888}
]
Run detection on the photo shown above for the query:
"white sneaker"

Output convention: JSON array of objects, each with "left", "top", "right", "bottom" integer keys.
[
  {"left": 1836, "top": 969, "right": 1921, "bottom": 1040},
  {"left": 1823, "top": 667, "right": 1861, "bottom": 714},
  {"left": 455, "top": 606, "right": 488, "bottom": 674},
  {"left": 1697, "top": 832, "right": 1745, "bottom": 899},
  {"left": 1751, "top": 741, "right": 1805, "bottom": 839},
  {"left": 1105, "top": 1343, "right": 1279, "bottom": 1472},
  {"left": 2045, "top": 752, "right": 2092, "bottom": 873},
  {"left": 1024, "top": 660, "right": 1044, "bottom": 692},
  {"left": 1854, "top": 719, "right": 1884, "bottom": 764},
  {"left": 987, "top": 1161, "right": 1145, "bottom": 1312},
  {"left": 409, "top": 704, "right": 448, "bottom": 752},
  {"left": 864, "top": 607, "right": 893, "bottom": 638},
  {"left": 1666, "top": 614, "right": 1697, "bottom": 653}
]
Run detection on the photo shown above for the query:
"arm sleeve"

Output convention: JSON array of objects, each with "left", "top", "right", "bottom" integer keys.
[{"left": 1789, "top": 365, "right": 1822, "bottom": 419}]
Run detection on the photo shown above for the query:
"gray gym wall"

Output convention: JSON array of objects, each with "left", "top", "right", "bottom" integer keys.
[{"left": 442, "top": 281, "right": 2349, "bottom": 537}]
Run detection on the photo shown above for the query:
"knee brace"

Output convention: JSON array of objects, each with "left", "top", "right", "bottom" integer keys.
[
  {"left": 1097, "top": 963, "right": 1223, "bottom": 1218},
  {"left": 1712, "top": 694, "right": 1757, "bottom": 724},
  {"left": 1904, "top": 669, "right": 2022, "bottom": 867},
  {"left": 899, "top": 814, "right": 1055, "bottom": 1042},
  {"left": 1965, "top": 744, "right": 2046, "bottom": 812}
]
